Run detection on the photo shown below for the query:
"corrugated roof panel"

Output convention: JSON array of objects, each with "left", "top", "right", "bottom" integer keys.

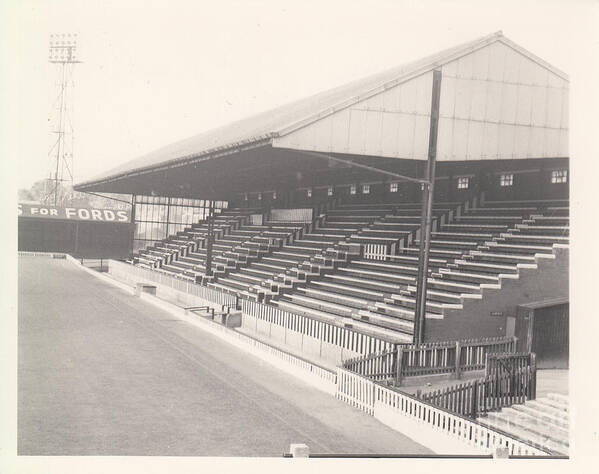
[
  {"left": 467, "top": 121, "right": 485, "bottom": 160},
  {"left": 413, "top": 115, "right": 431, "bottom": 159},
  {"left": 397, "top": 113, "right": 417, "bottom": 159},
  {"left": 482, "top": 122, "right": 499, "bottom": 159},
  {"left": 487, "top": 42, "right": 507, "bottom": 82},
  {"left": 515, "top": 84, "right": 534, "bottom": 125},
  {"left": 530, "top": 127, "right": 546, "bottom": 157},
  {"left": 561, "top": 91, "right": 569, "bottom": 128},
  {"left": 500, "top": 83, "right": 519, "bottom": 123},
  {"left": 559, "top": 129, "right": 569, "bottom": 157},
  {"left": 380, "top": 112, "right": 401, "bottom": 157},
  {"left": 531, "top": 86, "right": 548, "bottom": 127},
  {"left": 514, "top": 125, "right": 530, "bottom": 157},
  {"left": 545, "top": 128, "right": 560, "bottom": 154},
  {"left": 471, "top": 46, "right": 490, "bottom": 81},
  {"left": 485, "top": 81, "right": 502, "bottom": 122},
  {"left": 469, "top": 79, "right": 487, "bottom": 121},
  {"left": 452, "top": 119, "right": 469, "bottom": 159},
  {"left": 546, "top": 87, "right": 564, "bottom": 129}
]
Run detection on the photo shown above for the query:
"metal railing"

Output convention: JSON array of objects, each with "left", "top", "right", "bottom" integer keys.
[{"left": 342, "top": 336, "right": 518, "bottom": 385}]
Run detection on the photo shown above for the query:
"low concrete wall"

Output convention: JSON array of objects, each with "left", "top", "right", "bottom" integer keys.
[
  {"left": 241, "top": 311, "right": 361, "bottom": 366},
  {"left": 107, "top": 265, "right": 225, "bottom": 312}
]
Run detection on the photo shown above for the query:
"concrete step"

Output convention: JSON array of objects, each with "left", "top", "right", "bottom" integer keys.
[
  {"left": 510, "top": 403, "right": 569, "bottom": 429},
  {"left": 441, "top": 224, "right": 509, "bottom": 233},
  {"left": 311, "top": 280, "right": 383, "bottom": 301},
  {"left": 453, "top": 260, "right": 519, "bottom": 275},
  {"left": 214, "top": 277, "right": 250, "bottom": 292},
  {"left": 487, "top": 407, "right": 569, "bottom": 443},
  {"left": 486, "top": 242, "right": 554, "bottom": 255},
  {"left": 324, "top": 274, "right": 402, "bottom": 293},
  {"left": 480, "top": 412, "right": 568, "bottom": 455},
  {"left": 547, "top": 393, "right": 569, "bottom": 406},
  {"left": 534, "top": 396, "right": 568, "bottom": 413},
  {"left": 299, "top": 287, "right": 372, "bottom": 310},
  {"left": 526, "top": 399, "right": 569, "bottom": 419},
  {"left": 336, "top": 267, "right": 415, "bottom": 286}
]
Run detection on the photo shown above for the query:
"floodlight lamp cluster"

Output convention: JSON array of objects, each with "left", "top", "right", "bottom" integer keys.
[{"left": 48, "top": 33, "right": 78, "bottom": 63}]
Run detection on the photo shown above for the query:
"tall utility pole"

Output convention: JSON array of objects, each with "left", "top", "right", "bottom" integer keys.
[
  {"left": 48, "top": 33, "right": 81, "bottom": 206},
  {"left": 413, "top": 69, "right": 443, "bottom": 345}
]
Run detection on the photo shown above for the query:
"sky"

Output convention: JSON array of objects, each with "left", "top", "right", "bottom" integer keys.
[{"left": 7, "top": 0, "right": 599, "bottom": 190}]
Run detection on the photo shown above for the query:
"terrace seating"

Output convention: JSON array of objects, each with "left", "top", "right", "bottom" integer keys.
[
  {"left": 209, "top": 203, "right": 403, "bottom": 297},
  {"left": 129, "top": 208, "right": 264, "bottom": 279},
  {"left": 128, "top": 198, "right": 568, "bottom": 345},
  {"left": 205, "top": 221, "right": 311, "bottom": 296},
  {"left": 275, "top": 202, "right": 462, "bottom": 286},
  {"left": 271, "top": 199, "right": 569, "bottom": 342},
  {"left": 347, "top": 203, "right": 458, "bottom": 248}
]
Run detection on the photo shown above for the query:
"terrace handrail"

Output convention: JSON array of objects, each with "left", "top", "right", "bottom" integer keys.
[
  {"left": 342, "top": 336, "right": 518, "bottom": 385},
  {"left": 418, "top": 364, "right": 537, "bottom": 418},
  {"left": 485, "top": 352, "right": 536, "bottom": 377}
]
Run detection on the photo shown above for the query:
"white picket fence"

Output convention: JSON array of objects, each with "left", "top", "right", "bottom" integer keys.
[
  {"left": 241, "top": 299, "right": 395, "bottom": 357},
  {"left": 336, "top": 367, "right": 377, "bottom": 415},
  {"left": 336, "top": 368, "right": 552, "bottom": 456}
]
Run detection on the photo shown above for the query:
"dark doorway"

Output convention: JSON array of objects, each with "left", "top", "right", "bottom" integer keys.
[{"left": 516, "top": 299, "right": 569, "bottom": 369}]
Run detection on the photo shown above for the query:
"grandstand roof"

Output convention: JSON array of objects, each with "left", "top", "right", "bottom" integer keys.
[{"left": 75, "top": 31, "right": 568, "bottom": 198}]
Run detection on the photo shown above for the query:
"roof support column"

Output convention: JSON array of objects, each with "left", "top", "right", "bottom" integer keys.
[
  {"left": 204, "top": 200, "right": 215, "bottom": 278},
  {"left": 130, "top": 194, "right": 137, "bottom": 254},
  {"left": 413, "top": 69, "right": 442, "bottom": 345}
]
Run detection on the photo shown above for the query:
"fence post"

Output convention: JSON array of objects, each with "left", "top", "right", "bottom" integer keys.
[
  {"left": 471, "top": 380, "right": 478, "bottom": 419},
  {"left": 530, "top": 352, "right": 537, "bottom": 400},
  {"left": 395, "top": 347, "right": 403, "bottom": 387},
  {"left": 455, "top": 341, "right": 462, "bottom": 379}
]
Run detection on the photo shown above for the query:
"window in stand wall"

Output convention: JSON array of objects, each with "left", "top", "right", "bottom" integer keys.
[
  {"left": 390, "top": 182, "right": 399, "bottom": 193},
  {"left": 500, "top": 173, "right": 514, "bottom": 187},
  {"left": 457, "top": 176, "right": 470, "bottom": 189},
  {"left": 362, "top": 184, "right": 370, "bottom": 194},
  {"left": 551, "top": 169, "right": 568, "bottom": 184},
  {"left": 327, "top": 186, "right": 334, "bottom": 196},
  {"left": 350, "top": 184, "right": 357, "bottom": 195}
]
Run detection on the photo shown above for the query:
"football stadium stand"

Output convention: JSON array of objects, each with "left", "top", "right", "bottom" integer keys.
[
  {"left": 64, "top": 31, "right": 570, "bottom": 455},
  {"left": 73, "top": 30, "right": 569, "bottom": 346}
]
